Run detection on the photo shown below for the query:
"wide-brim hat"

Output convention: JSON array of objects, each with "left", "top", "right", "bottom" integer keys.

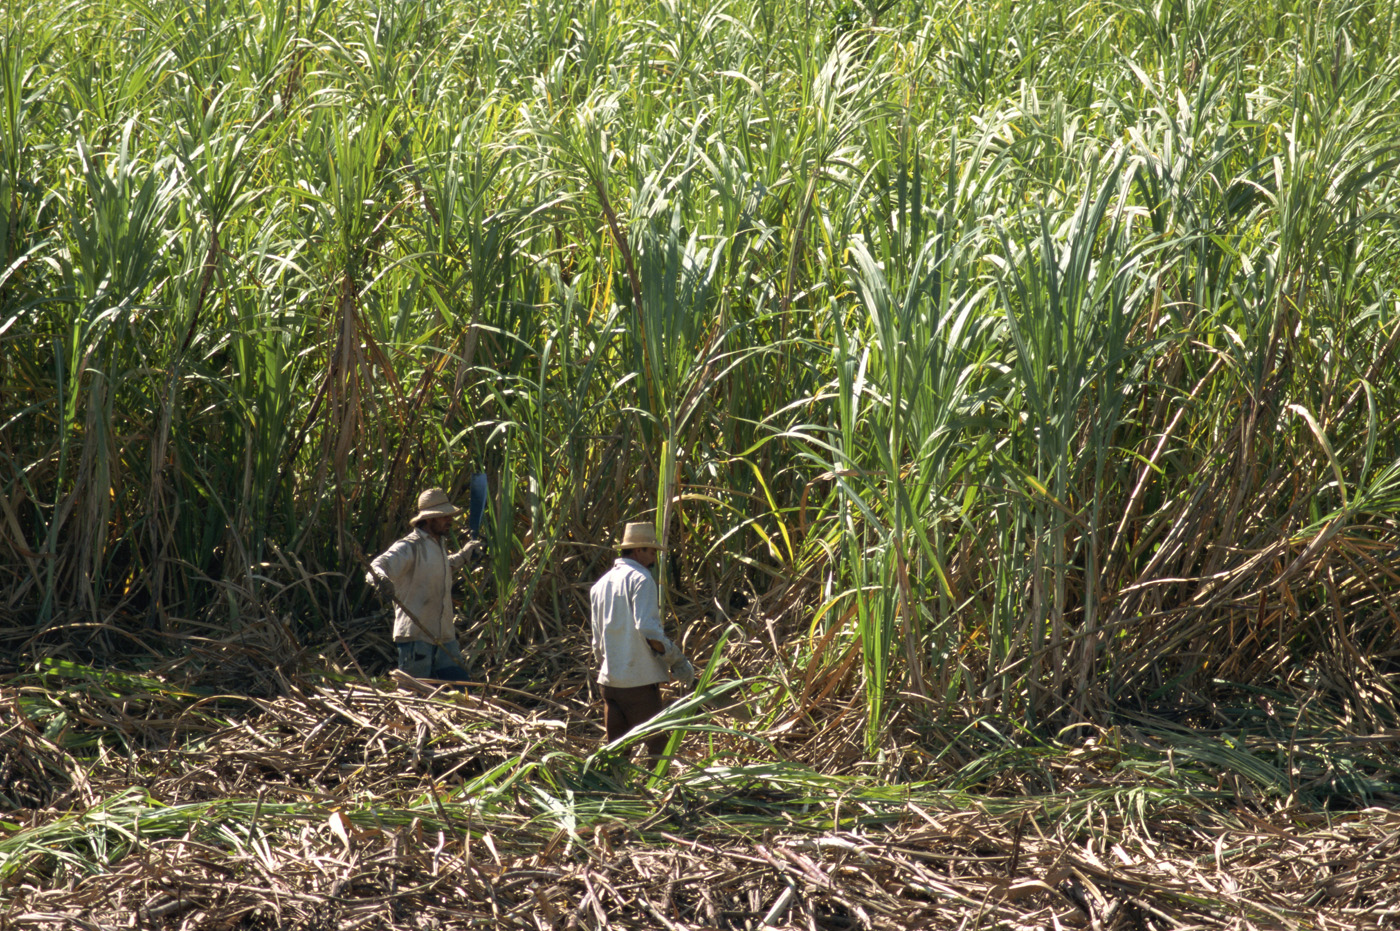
[
  {"left": 411, "top": 487, "right": 463, "bottom": 525},
  {"left": 619, "top": 521, "right": 665, "bottom": 551}
]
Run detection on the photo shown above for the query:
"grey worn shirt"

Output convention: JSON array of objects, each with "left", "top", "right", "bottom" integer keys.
[{"left": 367, "top": 528, "right": 468, "bottom": 643}]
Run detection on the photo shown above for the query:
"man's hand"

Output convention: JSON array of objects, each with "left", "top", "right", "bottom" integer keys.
[
  {"left": 366, "top": 571, "right": 395, "bottom": 599},
  {"left": 453, "top": 539, "right": 483, "bottom": 563},
  {"left": 671, "top": 656, "right": 696, "bottom": 688},
  {"left": 649, "top": 637, "right": 684, "bottom": 666},
  {"left": 648, "top": 637, "right": 692, "bottom": 685}
]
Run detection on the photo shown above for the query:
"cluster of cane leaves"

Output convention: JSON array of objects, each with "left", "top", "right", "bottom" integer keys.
[{"left": 4, "top": 0, "right": 1400, "bottom": 748}]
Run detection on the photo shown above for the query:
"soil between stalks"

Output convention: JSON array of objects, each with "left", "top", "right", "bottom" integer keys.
[{"left": 3, "top": 654, "right": 1400, "bottom": 930}]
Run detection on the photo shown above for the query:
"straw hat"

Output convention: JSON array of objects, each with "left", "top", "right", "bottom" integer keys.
[
  {"left": 411, "top": 487, "right": 463, "bottom": 525},
  {"left": 618, "top": 522, "right": 664, "bottom": 551}
]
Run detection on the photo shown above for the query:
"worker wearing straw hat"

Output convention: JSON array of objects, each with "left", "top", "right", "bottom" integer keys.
[
  {"left": 590, "top": 521, "right": 695, "bottom": 758},
  {"left": 366, "top": 487, "right": 481, "bottom": 681}
]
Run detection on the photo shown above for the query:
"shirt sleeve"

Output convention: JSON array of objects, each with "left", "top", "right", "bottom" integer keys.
[
  {"left": 369, "top": 538, "right": 415, "bottom": 587},
  {"left": 590, "top": 596, "right": 604, "bottom": 665},
  {"left": 631, "top": 572, "right": 667, "bottom": 643}
]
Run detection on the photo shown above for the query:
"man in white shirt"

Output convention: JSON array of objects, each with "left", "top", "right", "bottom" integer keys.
[
  {"left": 366, "top": 487, "right": 480, "bottom": 680},
  {"left": 590, "top": 522, "right": 694, "bottom": 757}
]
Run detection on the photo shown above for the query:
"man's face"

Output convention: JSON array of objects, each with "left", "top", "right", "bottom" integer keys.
[
  {"left": 423, "top": 515, "right": 454, "bottom": 538},
  {"left": 632, "top": 546, "right": 657, "bottom": 568}
]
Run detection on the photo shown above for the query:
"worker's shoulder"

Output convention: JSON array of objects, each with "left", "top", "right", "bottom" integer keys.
[
  {"left": 591, "top": 558, "right": 648, "bottom": 588},
  {"left": 391, "top": 527, "right": 431, "bottom": 547},
  {"left": 376, "top": 528, "right": 429, "bottom": 558},
  {"left": 616, "top": 560, "right": 655, "bottom": 588},
  {"left": 591, "top": 560, "right": 620, "bottom": 585}
]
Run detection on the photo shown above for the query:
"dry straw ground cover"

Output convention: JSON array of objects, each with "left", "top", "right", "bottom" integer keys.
[{"left": 4, "top": 632, "right": 1400, "bottom": 930}]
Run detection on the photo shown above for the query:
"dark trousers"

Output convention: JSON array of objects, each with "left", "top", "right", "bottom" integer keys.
[
  {"left": 397, "top": 640, "right": 469, "bottom": 681},
  {"left": 601, "top": 682, "right": 670, "bottom": 757}
]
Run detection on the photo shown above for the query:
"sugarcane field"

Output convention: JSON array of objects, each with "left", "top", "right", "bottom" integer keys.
[{"left": 4, "top": 0, "right": 1400, "bottom": 927}]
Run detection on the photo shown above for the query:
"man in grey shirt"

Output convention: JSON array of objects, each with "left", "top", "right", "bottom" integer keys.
[{"left": 367, "top": 487, "right": 480, "bottom": 680}]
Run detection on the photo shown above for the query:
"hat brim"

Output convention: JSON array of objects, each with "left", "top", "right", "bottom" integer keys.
[{"left": 412, "top": 504, "right": 463, "bottom": 525}]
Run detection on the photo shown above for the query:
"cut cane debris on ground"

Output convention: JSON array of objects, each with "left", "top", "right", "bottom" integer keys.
[{"left": 4, "top": 643, "right": 1400, "bottom": 930}]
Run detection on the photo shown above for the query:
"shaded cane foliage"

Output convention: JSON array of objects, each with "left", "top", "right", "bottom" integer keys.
[{"left": 2, "top": 0, "right": 1400, "bottom": 739}]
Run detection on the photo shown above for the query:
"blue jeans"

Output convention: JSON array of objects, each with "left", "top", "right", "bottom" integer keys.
[{"left": 397, "top": 640, "right": 470, "bottom": 681}]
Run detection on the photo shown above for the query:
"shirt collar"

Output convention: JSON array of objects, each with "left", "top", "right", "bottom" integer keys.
[
  {"left": 410, "top": 527, "right": 444, "bottom": 546},
  {"left": 617, "top": 556, "right": 653, "bottom": 576}
]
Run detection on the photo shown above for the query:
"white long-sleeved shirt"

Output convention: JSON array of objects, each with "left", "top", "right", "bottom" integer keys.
[
  {"left": 367, "top": 528, "right": 468, "bottom": 643},
  {"left": 590, "top": 557, "right": 672, "bottom": 688}
]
